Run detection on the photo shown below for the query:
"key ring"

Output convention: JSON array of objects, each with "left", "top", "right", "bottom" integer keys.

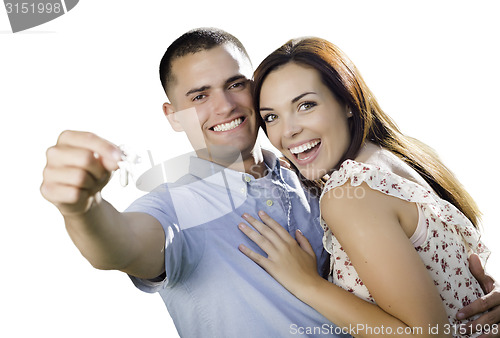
[{"left": 117, "top": 144, "right": 141, "bottom": 187}]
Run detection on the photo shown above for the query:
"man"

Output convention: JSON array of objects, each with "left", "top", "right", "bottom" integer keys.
[{"left": 41, "top": 28, "right": 500, "bottom": 337}]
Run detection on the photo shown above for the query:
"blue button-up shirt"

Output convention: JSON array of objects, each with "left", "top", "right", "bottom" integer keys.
[{"left": 126, "top": 150, "right": 348, "bottom": 337}]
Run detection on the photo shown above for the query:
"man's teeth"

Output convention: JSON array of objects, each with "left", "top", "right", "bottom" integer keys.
[
  {"left": 213, "top": 118, "right": 243, "bottom": 132},
  {"left": 289, "top": 140, "right": 320, "bottom": 154}
]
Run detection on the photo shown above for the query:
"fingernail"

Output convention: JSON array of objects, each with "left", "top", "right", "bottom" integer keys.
[
  {"left": 258, "top": 210, "right": 266, "bottom": 217},
  {"left": 238, "top": 223, "right": 246, "bottom": 229},
  {"left": 296, "top": 229, "right": 303, "bottom": 236},
  {"left": 112, "top": 149, "right": 123, "bottom": 162},
  {"left": 456, "top": 312, "right": 465, "bottom": 320},
  {"left": 242, "top": 213, "right": 249, "bottom": 219}
]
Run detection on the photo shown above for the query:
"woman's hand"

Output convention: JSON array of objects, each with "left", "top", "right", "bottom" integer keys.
[{"left": 238, "top": 211, "right": 323, "bottom": 300}]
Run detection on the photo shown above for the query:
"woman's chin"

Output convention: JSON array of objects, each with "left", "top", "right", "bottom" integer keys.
[{"left": 298, "top": 168, "right": 328, "bottom": 181}]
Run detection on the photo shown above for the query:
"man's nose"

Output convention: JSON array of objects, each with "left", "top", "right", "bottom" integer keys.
[{"left": 213, "top": 91, "right": 236, "bottom": 115}]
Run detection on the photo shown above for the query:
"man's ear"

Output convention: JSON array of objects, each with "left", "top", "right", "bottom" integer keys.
[{"left": 163, "top": 102, "right": 184, "bottom": 132}]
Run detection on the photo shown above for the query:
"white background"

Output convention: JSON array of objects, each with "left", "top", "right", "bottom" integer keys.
[{"left": 1, "top": 1, "right": 499, "bottom": 337}]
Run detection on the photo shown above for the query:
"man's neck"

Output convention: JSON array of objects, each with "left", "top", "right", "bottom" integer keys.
[
  {"left": 237, "top": 146, "right": 268, "bottom": 179},
  {"left": 196, "top": 145, "right": 268, "bottom": 179}
]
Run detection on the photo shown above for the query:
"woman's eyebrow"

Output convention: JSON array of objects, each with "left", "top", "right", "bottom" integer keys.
[
  {"left": 291, "top": 92, "right": 316, "bottom": 104},
  {"left": 260, "top": 92, "right": 317, "bottom": 112}
]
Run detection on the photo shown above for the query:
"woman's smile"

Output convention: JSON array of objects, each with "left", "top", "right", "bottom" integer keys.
[{"left": 288, "top": 139, "right": 322, "bottom": 164}]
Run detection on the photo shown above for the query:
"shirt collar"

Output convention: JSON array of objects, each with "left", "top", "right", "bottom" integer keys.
[
  {"left": 188, "top": 149, "right": 282, "bottom": 193},
  {"left": 262, "top": 149, "right": 282, "bottom": 178}
]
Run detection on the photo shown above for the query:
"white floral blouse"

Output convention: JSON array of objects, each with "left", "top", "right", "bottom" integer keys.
[{"left": 320, "top": 159, "right": 490, "bottom": 334}]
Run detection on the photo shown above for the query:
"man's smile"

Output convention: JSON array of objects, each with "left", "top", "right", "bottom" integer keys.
[{"left": 210, "top": 117, "right": 245, "bottom": 132}]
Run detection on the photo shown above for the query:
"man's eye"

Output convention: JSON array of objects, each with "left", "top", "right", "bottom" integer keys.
[
  {"left": 298, "top": 101, "right": 317, "bottom": 111},
  {"left": 229, "top": 81, "right": 246, "bottom": 90},
  {"left": 192, "top": 94, "right": 206, "bottom": 101},
  {"left": 262, "top": 113, "right": 278, "bottom": 123}
]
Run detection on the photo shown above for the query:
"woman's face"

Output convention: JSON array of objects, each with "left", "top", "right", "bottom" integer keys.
[{"left": 259, "top": 62, "right": 352, "bottom": 180}]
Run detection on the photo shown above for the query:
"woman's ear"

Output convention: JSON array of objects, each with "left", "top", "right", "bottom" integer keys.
[
  {"left": 163, "top": 102, "right": 184, "bottom": 132},
  {"left": 346, "top": 106, "right": 353, "bottom": 118}
]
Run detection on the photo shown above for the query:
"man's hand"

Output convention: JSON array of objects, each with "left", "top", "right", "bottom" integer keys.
[
  {"left": 41, "top": 130, "right": 122, "bottom": 216},
  {"left": 457, "top": 253, "right": 500, "bottom": 337},
  {"left": 40, "top": 131, "right": 165, "bottom": 278}
]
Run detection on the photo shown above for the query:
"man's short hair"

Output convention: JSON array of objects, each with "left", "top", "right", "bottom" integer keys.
[{"left": 159, "top": 27, "right": 250, "bottom": 98}]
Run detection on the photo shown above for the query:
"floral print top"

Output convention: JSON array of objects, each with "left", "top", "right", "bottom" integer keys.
[{"left": 320, "top": 159, "right": 490, "bottom": 334}]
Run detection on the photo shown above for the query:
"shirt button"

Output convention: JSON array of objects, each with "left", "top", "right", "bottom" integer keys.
[
  {"left": 240, "top": 188, "right": 246, "bottom": 194},
  {"left": 244, "top": 176, "right": 251, "bottom": 183},
  {"left": 266, "top": 199, "right": 273, "bottom": 206}
]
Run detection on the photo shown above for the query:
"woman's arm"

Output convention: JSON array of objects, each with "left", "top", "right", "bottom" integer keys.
[
  {"left": 238, "top": 182, "right": 451, "bottom": 337},
  {"left": 320, "top": 182, "right": 450, "bottom": 335}
]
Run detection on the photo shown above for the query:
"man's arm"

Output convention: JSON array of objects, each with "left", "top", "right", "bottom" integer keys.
[
  {"left": 41, "top": 130, "right": 165, "bottom": 279},
  {"left": 457, "top": 253, "right": 500, "bottom": 336}
]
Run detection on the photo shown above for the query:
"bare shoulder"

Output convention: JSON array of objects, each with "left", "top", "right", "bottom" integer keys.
[
  {"left": 321, "top": 180, "right": 418, "bottom": 238},
  {"left": 321, "top": 181, "right": 394, "bottom": 224}
]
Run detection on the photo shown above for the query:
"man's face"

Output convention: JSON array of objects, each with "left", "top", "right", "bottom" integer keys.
[{"left": 165, "top": 44, "right": 258, "bottom": 163}]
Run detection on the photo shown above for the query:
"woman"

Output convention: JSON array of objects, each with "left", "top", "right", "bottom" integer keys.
[{"left": 238, "top": 37, "right": 490, "bottom": 337}]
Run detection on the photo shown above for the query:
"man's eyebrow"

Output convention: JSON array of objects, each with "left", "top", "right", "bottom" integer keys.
[
  {"left": 185, "top": 86, "right": 211, "bottom": 97},
  {"left": 225, "top": 75, "right": 248, "bottom": 86},
  {"left": 184, "top": 75, "right": 247, "bottom": 97}
]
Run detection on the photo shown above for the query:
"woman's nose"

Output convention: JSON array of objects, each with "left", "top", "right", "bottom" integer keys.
[{"left": 282, "top": 115, "right": 302, "bottom": 138}]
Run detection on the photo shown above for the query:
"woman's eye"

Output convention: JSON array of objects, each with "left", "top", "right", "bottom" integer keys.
[
  {"left": 262, "top": 113, "right": 278, "bottom": 123},
  {"left": 298, "top": 101, "right": 317, "bottom": 111}
]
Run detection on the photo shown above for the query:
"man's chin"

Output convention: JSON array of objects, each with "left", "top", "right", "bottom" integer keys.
[{"left": 196, "top": 144, "right": 245, "bottom": 167}]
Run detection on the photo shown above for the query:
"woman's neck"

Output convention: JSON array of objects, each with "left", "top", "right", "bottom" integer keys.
[{"left": 353, "top": 141, "right": 383, "bottom": 164}]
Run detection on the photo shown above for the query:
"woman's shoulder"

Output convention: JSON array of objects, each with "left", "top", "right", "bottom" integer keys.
[
  {"left": 320, "top": 172, "right": 411, "bottom": 241},
  {"left": 319, "top": 156, "right": 422, "bottom": 239},
  {"left": 320, "top": 156, "right": 400, "bottom": 218},
  {"left": 356, "top": 142, "right": 432, "bottom": 190},
  {"left": 322, "top": 143, "right": 432, "bottom": 193},
  {"left": 320, "top": 177, "right": 391, "bottom": 214},
  {"left": 320, "top": 145, "right": 437, "bottom": 213}
]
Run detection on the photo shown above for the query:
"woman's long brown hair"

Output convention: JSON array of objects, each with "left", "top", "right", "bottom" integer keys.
[{"left": 253, "top": 37, "right": 481, "bottom": 228}]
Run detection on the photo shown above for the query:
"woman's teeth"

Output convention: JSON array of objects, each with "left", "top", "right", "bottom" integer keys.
[
  {"left": 289, "top": 139, "right": 320, "bottom": 155},
  {"left": 213, "top": 118, "right": 243, "bottom": 132}
]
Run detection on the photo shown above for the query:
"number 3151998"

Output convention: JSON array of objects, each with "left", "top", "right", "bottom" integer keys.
[
  {"left": 5, "top": 2, "right": 62, "bottom": 14},
  {"left": 444, "top": 323, "right": 499, "bottom": 335}
]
